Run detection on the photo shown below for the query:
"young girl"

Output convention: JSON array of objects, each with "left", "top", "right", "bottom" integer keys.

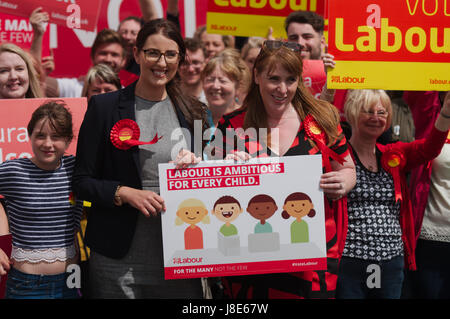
[
  {"left": 0, "top": 100, "right": 82, "bottom": 299},
  {"left": 282, "top": 192, "right": 316, "bottom": 243},
  {"left": 175, "top": 198, "right": 210, "bottom": 250}
]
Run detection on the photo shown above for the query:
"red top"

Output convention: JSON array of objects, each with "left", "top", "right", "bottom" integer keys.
[
  {"left": 184, "top": 225, "right": 204, "bottom": 250},
  {"left": 213, "top": 108, "right": 350, "bottom": 299},
  {"left": 376, "top": 126, "right": 448, "bottom": 270}
]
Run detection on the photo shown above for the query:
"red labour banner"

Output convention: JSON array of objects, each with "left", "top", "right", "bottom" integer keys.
[{"left": 0, "top": 0, "right": 103, "bottom": 32}]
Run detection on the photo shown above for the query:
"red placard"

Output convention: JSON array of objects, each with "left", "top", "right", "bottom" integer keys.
[
  {"left": 0, "top": 98, "right": 87, "bottom": 164},
  {"left": 302, "top": 59, "right": 327, "bottom": 98},
  {"left": 0, "top": 0, "right": 103, "bottom": 32},
  {"left": 207, "top": 0, "right": 326, "bottom": 17},
  {"left": 327, "top": 0, "right": 450, "bottom": 90},
  {"left": 328, "top": 0, "right": 449, "bottom": 63},
  {"left": 0, "top": 12, "right": 51, "bottom": 56}
]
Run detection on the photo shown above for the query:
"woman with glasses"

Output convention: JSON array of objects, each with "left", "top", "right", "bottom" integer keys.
[
  {"left": 208, "top": 40, "right": 356, "bottom": 299},
  {"left": 73, "top": 19, "right": 208, "bottom": 298},
  {"left": 336, "top": 89, "right": 450, "bottom": 299}
]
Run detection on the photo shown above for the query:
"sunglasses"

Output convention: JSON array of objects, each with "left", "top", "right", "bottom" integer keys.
[{"left": 263, "top": 40, "right": 304, "bottom": 52}]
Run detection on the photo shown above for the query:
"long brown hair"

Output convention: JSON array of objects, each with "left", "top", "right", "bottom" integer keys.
[{"left": 242, "top": 45, "right": 340, "bottom": 147}]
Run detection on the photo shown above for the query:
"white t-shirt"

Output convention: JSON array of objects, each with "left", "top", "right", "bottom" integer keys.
[
  {"left": 420, "top": 143, "right": 450, "bottom": 243},
  {"left": 56, "top": 78, "right": 84, "bottom": 97}
]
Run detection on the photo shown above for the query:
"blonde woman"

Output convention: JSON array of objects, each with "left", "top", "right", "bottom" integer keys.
[
  {"left": 201, "top": 48, "right": 251, "bottom": 127},
  {"left": 336, "top": 90, "right": 450, "bottom": 299},
  {"left": 240, "top": 37, "right": 264, "bottom": 72},
  {"left": 194, "top": 25, "right": 234, "bottom": 60},
  {"left": 81, "top": 64, "right": 121, "bottom": 101},
  {"left": 0, "top": 43, "right": 43, "bottom": 99}
]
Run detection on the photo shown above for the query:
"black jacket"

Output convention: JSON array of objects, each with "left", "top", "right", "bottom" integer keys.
[{"left": 72, "top": 82, "right": 193, "bottom": 258}]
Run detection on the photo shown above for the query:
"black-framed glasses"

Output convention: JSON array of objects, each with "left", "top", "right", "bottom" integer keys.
[
  {"left": 142, "top": 48, "right": 180, "bottom": 64},
  {"left": 263, "top": 40, "right": 304, "bottom": 52}
]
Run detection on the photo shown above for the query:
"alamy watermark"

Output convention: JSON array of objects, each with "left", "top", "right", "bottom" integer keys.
[
  {"left": 66, "top": 264, "right": 81, "bottom": 289},
  {"left": 170, "top": 120, "right": 281, "bottom": 163},
  {"left": 366, "top": 264, "right": 381, "bottom": 289}
]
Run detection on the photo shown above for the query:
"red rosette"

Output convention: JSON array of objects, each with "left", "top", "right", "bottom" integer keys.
[
  {"left": 381, "top": 149, "right": 406, "bottom": 203},
  {"left": 110, "top": 119, "right": 162, "bottom": 150},
  {"left": 302, "top": 114, "right": 345, "bottom": 172},
  {"left": 303, "top": 114, "right": 327, "bottom": 144}
]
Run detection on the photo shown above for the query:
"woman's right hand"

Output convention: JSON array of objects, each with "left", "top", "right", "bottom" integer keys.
[
  {"left": 225, "top": 151, "right": 252, "bottom": 161},
  {"left": 117, "top": 186, "right": 166, "bottom": 217},
  {"left": 0, "top": 248, "right": 11, "bottom": 276}
]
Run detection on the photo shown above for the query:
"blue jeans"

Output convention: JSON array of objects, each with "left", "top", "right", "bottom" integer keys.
[
  {"left": 336, "top": 256, "right": 405, "bottom": 299},
  {"left": 5, "top": 268, "right": 80, "bottom": 299}
]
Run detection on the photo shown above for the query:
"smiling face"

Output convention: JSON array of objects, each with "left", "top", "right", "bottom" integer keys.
[
  {"left": 354, "top": 99, "right": 389, "bottom": 140},
  {"left": 177, "top": 206, "right": 208, "bottom": 226},
  {"left": 203, "top": 65, "right": 237, "bottom": 110},
  {"left": 201, "top": 32, "right": 225, "bottom": 59},
  {"left": 286, "top": 22, "right": 325, "bottom": 60},
  {"left": 30, "top": 118, "right": 70, "bottom": 171},
  {"left": 212, "top": 203, "right": 242, "bottom": 224},
  {"left": 118, "top": 19, "right": 141, "bottom": 49},
  {"left": 135, "top": 33, "right": 180, "bottom": 88},
  {"left": 247, "top": 201, "right": 278, "bottom": 222},
  {"left": 255, "top": 63, "right": 299, "bottom": 115},
  {"left": 179, "top": 48, "right": 205, "bottom": 86},
  {"left": 93, "top": 43, "right": 126, "bottom": 73},
  {"left": 0, "top": 51, "right": 30, "bottom": 99},
  {"left": 283, "top": 200, "right": 314, "bottom": 220}
]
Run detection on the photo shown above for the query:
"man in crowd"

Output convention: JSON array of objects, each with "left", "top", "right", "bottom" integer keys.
[
  {"left": 179, "top": 38, "right": 207, "bottom": 103},
  {"left": 118, "top": 16, "right": 143, "bottom": 76},
  {"left": 285, "top": 10, "right": 326, "bottom": 61},
  {"left": 47, "top": 29, "right": 126, "bottom": 97}
]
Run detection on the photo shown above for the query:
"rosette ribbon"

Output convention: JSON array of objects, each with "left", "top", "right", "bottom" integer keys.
[
  {"left": 381, "top": 149, "right": 406, "bottom": 203},
  {"left": 110, "top": 119, "right": 162, "bottom": 150},
  {"left": 302, "top": 115, "right": 345, "bottom": 172}
]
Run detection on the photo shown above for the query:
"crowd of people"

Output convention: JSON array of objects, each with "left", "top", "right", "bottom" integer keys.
[{"left": 0, "top": 0, "right": 449, "bottom": 300}]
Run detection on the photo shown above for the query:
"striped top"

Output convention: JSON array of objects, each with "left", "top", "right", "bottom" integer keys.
[{"left": 0, "top": 156, "right": 82, "bottom": 251}]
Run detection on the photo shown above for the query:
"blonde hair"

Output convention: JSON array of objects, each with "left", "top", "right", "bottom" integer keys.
[
  {"left": 175, "top": 198, "right": 210, "bottom": 225},
  {"left": 344, "top": 89, "right": 392, "bottom": 129},
  {"left": 0, "top": 43, "right": 43, "bottom": 98},
  {"left": 194, "top": 25, "right": 235, "bottom": 49},
  {"left": 201, "top": 48, "right": 251, "bottom": 96},
  {"left": 82, "top": 64, "right": 121, "bottom": 98},
  {"left": 240, "top": 37, "right": 264, "bottom": 62}
]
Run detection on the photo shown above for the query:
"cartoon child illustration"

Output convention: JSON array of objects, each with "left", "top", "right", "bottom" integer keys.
[
  {"left": 247, "top": 194, "right": 278, "bottom": 234},
  {"left": 282, "top": 192, "right": 316, "bottom": 243},
  {"left": 175, "top": 198, "right": 210, "bottom": 250},
  {"left": 212, "top": 196, "right": 243, "bottom": 237}
]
